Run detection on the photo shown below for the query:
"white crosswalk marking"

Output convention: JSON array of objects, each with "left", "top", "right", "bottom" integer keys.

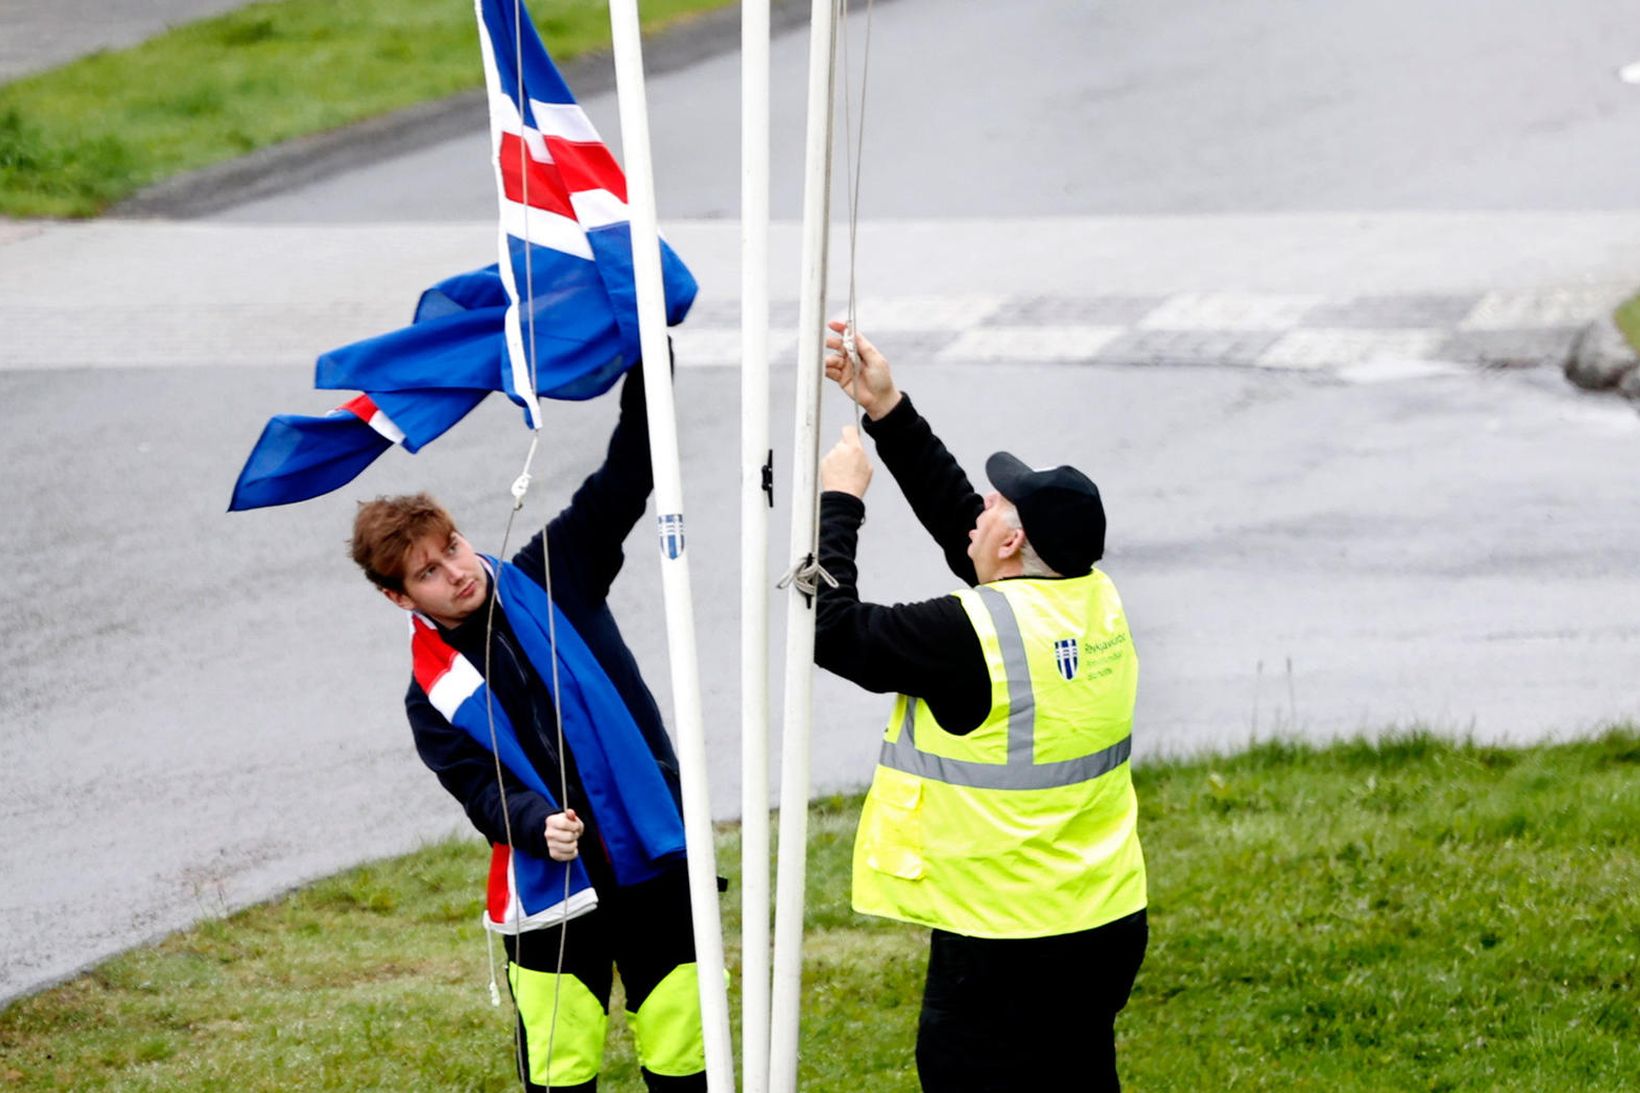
[
  {"left": 1137, "top": 292, "right": 1327, "bottom": 331},
  {"left": 1459, "top": 287, "right": 1627, "bottom": 330},
  {"left": 847, "top": 294, "right": 1005, "bottom": 332},
  {"left": 1257, "top": 329, "right": 1447, "bottom": 370},
  {"left": 936, "top": 325, "right": 1126, "bottom": 362},
  {"left": 1, "top": 224, "right": 1625, "bottom": 379},
  {"left": 668, "top": 326, "right": 797, "bottom": 368}
]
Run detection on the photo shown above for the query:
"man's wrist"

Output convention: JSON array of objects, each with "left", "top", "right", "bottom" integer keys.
[
  {"left": 820, "top": 476, "right": 866, "bottom": 498},
  {"left": 865, "top": 388, "right": 902, "bottom": 421}
]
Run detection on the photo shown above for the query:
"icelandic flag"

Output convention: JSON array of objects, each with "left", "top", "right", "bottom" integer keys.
[
  {"left": 227, "top": 0, "right": 696, "bottom": 511},
  {"left": 475, "top": 0, "right": 696, "bottom": 429}
]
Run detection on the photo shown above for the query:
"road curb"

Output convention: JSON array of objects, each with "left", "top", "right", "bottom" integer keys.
[{"left": 111, "top": 0, "right": 834, "bottom": 220}]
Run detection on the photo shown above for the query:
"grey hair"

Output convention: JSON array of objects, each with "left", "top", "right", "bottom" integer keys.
[{"left": 998, "top": 501, "right": 1059, "bottom": 578}]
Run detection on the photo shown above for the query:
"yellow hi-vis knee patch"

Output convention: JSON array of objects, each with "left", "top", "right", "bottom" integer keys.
[
  {"left": 509, "top": 963, "right": 608, "bottom": 1087},
  {"left": 627, "top": 963, "right": 705, "bottom": 1077}
]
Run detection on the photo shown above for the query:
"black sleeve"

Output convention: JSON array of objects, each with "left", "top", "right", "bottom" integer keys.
[
  {"left": 407, "top": 682, "right": 555, "bottom": 859},
  {"left": 513, "top": 366, "right": 653, "bottom": 600},
  {"left": 862, "top": 393, "right": 985, "bottom": 586},
  {"left": 813, "top": 492, "right": 991, "bottom": 734}
]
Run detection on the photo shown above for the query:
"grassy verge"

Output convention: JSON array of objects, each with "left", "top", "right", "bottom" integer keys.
[
  {"left": 1615, "top": 292, "right": 1640, "bottom": 356},
  {"left": 0, "top": 0, "right": 733, "bottom": 219},
  {"left": 2, "top": 730, "right": 1636, "bottom": 1090}
]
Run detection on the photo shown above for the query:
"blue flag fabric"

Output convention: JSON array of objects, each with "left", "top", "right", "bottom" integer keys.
[
  {"left": 228, "top": 403, "right": 396, "bottom": 512},
  {"left": 227, "top": 0, "right": 696, "bottom": 512}
]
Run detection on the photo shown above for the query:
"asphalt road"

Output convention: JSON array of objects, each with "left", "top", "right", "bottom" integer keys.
[
  {"left": 218, "top": 0, "right": 1640, "bottom": 221},
  {"left": 5, "top": 0, "right": 1640, "bottom": 1003}
]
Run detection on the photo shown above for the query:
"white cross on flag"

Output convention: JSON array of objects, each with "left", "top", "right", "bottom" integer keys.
[{"left": 475, "top": 0, "right": 697, "bottom": 428}]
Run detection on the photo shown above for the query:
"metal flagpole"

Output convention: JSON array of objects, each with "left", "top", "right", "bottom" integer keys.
[
  {"left": 768, "top": 0, "right": 839, "bottom": 1088},
  {"left": 739, "top": 0, "right": 774, "bottom": 1091},
  {"left": 605, "top": 3, "right": 734, "bottom": 1088}
]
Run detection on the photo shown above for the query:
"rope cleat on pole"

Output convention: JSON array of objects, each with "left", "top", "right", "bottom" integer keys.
[{"left": 776, "top": 552, "right": 838, "bottom": 607}]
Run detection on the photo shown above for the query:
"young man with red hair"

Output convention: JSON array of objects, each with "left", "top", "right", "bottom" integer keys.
[{"left": 351, "top": 370, "right": 706, "bottom": 1092}]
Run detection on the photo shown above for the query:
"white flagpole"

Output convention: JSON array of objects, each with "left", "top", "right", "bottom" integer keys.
[
  {"left": 739, "top": 1, "right": 774, "bottom": 1091},
  {"left": 768, "top": 0, "right": 838, "bottom": 1088},
  {"left": 605, "top": 4, "right": 734, "bottom": 1088}
]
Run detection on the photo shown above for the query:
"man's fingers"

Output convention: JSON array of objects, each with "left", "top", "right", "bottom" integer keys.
[
  {"left": 841, "top": 425, "right": 861, "bottom": 446},
  {"left": 547, "top": 809, "right": 584, "bottom": 839}
]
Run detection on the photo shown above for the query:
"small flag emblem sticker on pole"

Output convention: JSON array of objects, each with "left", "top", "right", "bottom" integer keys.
[
  {"left": 1054, "top": 638, "right": 1079, "bottom": 681},
  {"left": 659, "top": 513, "right": 686, "bottom": 560}
]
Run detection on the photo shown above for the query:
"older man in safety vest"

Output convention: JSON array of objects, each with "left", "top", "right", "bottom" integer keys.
[{"left": 814, "top": 321, "right": 1148, "bottom": 1092}]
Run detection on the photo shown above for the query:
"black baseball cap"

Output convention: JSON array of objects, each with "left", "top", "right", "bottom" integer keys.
[{"left": 984, "top": 451, "right": 1105, "bottom": 576}]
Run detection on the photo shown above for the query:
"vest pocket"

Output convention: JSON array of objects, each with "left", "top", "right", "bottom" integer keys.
[{"left": 863, "top": 767, "right": 925, "bottom": 880}]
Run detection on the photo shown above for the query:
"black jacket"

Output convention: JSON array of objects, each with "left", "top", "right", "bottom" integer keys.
[
  {"left": 814, "top": 393, "right": 995, "bottom": 735},
  {"left": 405, "top": 372, "right": 682, "bottom": 895}
]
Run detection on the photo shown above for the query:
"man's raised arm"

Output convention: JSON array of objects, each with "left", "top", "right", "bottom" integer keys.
[
  {"left": 824, "top": 323, "right": 985, "bottom": 585},
  {"left": 812, "top": 428, "right": 991, "bottom": 733},
  {"left": 513, "top": 362, "right": 654, "bottom": 601}
]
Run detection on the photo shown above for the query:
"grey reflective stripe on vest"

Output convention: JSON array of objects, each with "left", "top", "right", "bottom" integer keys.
[
  {"left": 977, "top": 585, "right": 1037, "bottom": 767},
  {"left": 883, "top": 584, "right": 1130, "bottom": 791}
]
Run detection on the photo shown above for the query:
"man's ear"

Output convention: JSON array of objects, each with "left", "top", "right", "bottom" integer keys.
[
  {"left": 997, "top": 527, "right": 1026, "bottom": 560},
  {"left": 381, "top": 586, "right": 416, "bottom": 613}
]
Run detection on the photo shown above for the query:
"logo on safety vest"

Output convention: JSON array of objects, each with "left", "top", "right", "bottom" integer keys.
[
  {"left": 1054, "top": 637, "right": 1079, "bottom": 681},
  {"left": 658, "top": 513, "right": 686, "bottom": 560}
]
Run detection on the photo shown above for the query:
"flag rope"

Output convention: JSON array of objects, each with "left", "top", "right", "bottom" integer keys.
[
  {"left": 770, "top": 1, "right": 874, "bottom": 1084},
  {"left": 474, "top": 5, "right": 577, "bottom": 1090},
  {"left": 480, "top": 435, "right": 578, "bottom": 1093},
  {"left": 478, "top": 494, "right": 530, "bottom": 1084},
  {"left": 838, "top": 0, "right": 876, "bottom": 434},
  {"left": 513, "top": 0, "right": 579, "bottom": 1077},
  {"left": 783, "top": 0, "right": 873, "bottom": 590}
]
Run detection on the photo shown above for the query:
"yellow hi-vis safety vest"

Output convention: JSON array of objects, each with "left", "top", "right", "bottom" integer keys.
[{"left": 852, "top": 570, "right": 1146, "bottom": 939}]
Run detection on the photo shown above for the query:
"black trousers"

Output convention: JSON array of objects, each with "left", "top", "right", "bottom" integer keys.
[
  {"left": 915, "top": 909, "right": 1148, "bottom": 1093},
  {"left": 503, "top": 870, "right": 705, "bottom": 1093}
]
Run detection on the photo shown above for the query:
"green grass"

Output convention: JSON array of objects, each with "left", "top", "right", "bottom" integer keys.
[
  {"left": 0, "top": 0, "right": 734, "bottom": 219},
  {"left": 2, "top": 730, "right": 1636, "bottom": 1090},
  {"left": 1127, "top": 731, "right": 1639, "bottom": 1090},
  {"left": 1615, "top": 292, "right": 1640, "bottom": 356}
]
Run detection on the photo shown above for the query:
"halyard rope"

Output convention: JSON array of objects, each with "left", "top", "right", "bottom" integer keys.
[
  {"left": 485, "top": 0, "right": 881, "bottom": 1086},
  {"left": 477, "top": 5, "right": 575, "bottom": 1088},
  {"left": 838, "top": 0, "right": 875, "bottom": 433},
  {"left": 785, "top": 0, "right": 874, "bottom": 614}
]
